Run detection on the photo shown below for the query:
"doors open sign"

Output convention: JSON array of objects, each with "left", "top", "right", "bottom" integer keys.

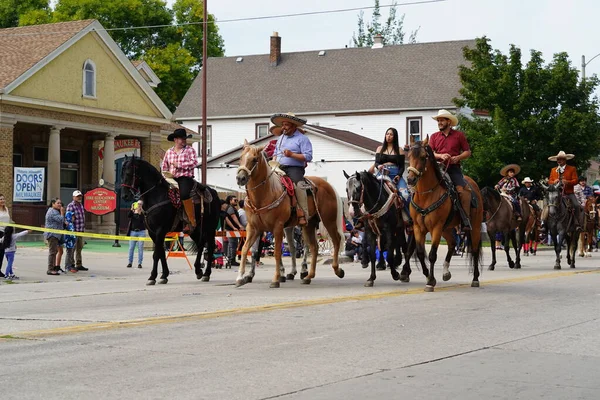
[{"left": 84, "top": 188, "right": 117, "bottom": 215}]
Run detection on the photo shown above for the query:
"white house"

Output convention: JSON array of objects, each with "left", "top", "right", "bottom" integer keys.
[{"left": 174, "top": 34, "right": 475, "bottom": 193}]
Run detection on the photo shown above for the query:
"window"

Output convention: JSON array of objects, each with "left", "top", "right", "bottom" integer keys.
[
  {"left": 198, "top": 125, "right": 212, "bottom": 157},
  {"left": 13, "top": 153, "right": 22, "bottom": 167},
  {"left": 256, "top": 123, "right": 269, "bottom": 139},
  {"left": 406, "top": 117, "right": 422, "bottom": 144},
  {"left": 33, "top": 147, "right": 48, "bottom": 163},
  {"left": 83, "top": 59, "right": 96, "bottom": 98},
  {"left": 61, "top": 149, "right": 79, "bottom": 165}
]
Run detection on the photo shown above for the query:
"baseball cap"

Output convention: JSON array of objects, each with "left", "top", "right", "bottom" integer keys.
[{"left": 72, "top": 190, "right": 83, "bottom": 197}]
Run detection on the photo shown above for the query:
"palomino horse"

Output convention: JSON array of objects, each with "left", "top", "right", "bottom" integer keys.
[
  {"left": 539, "top": 181, "right": 578, "bottom": 269},
  {"left": 578, "top": 197, "right": 597, "bottom": 257},
  {"left": 344, "top": 170, "right": 408, "bottom": 287},
  {"left": 480, "top": 187, "right": 519, "bottom": 270},
  {"left": 121, "top": 156, "right": 221, "bottom": 285},
  {"left": 235, "top": 141, "right": 345, "bottom": 288},
  {"left": 405, "top": 139, "right": 484, "bottom": 291}
]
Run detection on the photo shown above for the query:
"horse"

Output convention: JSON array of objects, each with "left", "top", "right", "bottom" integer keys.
[
  {"left": 405, "top": 138, "right": 484, "bottom": 291},
  {"left": 480, "top": 187, "right": 519, "bottom": 270},
  {"left": 343, "top": 170, "right": 408, "bottom": 287},
  {"left": 523, "top": 200, "right": 542, "bottom": 256},
  {"left": 235, "top": 141, "right": 345, "bottom": 288},
  {"left": 120, "top": 155, "right": 221, "bottom": 285},
  {"left": 539, "top": 181, "right": 578, "bottom": 269},
  {"left": 578, "top": 197, "right": 597, "bottom": 257}
]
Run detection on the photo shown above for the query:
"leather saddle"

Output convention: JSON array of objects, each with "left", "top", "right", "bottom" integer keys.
[{"left": 163, "top": 171, "right": 213, "bottom": 206}]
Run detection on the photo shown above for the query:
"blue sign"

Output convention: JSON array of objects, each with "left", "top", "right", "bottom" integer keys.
[{"left": 14, "top": 167, "right": 45, "bottom": 202}]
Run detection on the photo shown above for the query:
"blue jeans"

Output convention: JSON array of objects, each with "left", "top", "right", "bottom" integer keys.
[
  {"left": 5, "top": 251, "right": 15, "bottom": 276},
  {"left": 378, "top": 165, "right": 411, "bottom": 216},
  {"left": 128, "top": 230, "right": 146, "bottom": 264}
]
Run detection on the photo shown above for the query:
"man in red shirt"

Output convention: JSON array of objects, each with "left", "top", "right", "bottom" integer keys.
[
  {"left": 428, "top": 109, "right": 472, "bottom": 230},
  {"left": 161, "top": 128, "right": 198, "bottom": 229}
]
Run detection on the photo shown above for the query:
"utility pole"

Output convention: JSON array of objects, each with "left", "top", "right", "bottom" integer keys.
[
  {"left": 582, "top": 55, "right": 586, "bottom": 81},
  {"left": 201, "top": 0, "right": 208, "bottom": 184}
]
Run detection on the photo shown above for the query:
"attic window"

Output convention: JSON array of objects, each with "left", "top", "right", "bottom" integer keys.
[
  {"left": 83, "top": 59, "right": 96, "bottom": 98},
  {"left": 236, "top": 57, "right": 243, "bottom": 63},
  {"left": 318, "top": 50, "right": 326, "bottom": 56}
]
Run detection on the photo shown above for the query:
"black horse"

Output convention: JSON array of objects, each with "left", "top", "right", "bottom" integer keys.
[
  {"left": 344, "top": 170, "right": 409, "bottom": 287},
  {"left": 121, "top": 155, "right": 221, "bottom": 285}
]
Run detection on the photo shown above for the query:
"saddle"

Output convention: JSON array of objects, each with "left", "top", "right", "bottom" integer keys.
[
  {"left": 268, "top": 161, "right": 316, "bottom": 221},
  {"left": 439, "top": 166, "right": 479, "bottom": 209},
  {"left": 162, "top": 172, "right": 213, "bottom": 227}
]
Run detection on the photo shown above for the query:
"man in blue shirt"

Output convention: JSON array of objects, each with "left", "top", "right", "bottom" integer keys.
[{"left": 271, "top": 113, "right": 313, "bottom": 226}]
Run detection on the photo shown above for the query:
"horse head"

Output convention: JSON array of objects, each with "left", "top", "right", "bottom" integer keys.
[
  {"left": 344, "top": 170, "right": 364, "bottom": 218},
  {"left": 121, "top": 154, "right": 139, "bottom": 202},
  {"left": 406, "top": 137, "right": 439, "bottom": 187},
  {"left": 544, "top": 181, "right": 563, "bottom": 216},
  {"left": 480, "top": 186, "right": 500, "bottom": 212},
  {"left": 236, "top": 140, "right": 266, "bottom": 187}
]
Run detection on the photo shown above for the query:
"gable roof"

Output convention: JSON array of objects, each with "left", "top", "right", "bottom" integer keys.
[
  {"left": 175, "top": 39, "right": 475, "bottom": 120},
  {"left": 205, "top": 124, "right": 379, "bottom": 166},
  {"left": 0, "top": 20, "right": 171, "bottom": 120}
]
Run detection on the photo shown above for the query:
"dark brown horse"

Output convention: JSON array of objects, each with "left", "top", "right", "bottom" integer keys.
[
  {"left": 578, "top": 197, "right": 597, "bottom": 257},
  {"left": 235, "top": 141, "right": 345, "bottom": 288},
  {"left": 405, "top": 138, "right": 484, "bottom": 291}
]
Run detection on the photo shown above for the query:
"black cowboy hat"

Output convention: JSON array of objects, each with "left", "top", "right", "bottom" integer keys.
[{"left": 167, "top": 128, "right": 192, "bottom": 141}]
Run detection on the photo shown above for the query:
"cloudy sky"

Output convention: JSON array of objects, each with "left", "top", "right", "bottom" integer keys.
[{"left": 167, "top": 0, "right": 600, "bottom": 79}]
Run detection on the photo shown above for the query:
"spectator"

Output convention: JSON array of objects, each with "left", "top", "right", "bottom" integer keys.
[
  {"left": 344, "top": 230, "right": 363, "bottom": 261},
  {"left": 44, "top": 198, "right": 65, "bottom": 276},
  {"left": 126, "top": 200, "right": 145, "bottom": 269},
  {"left": 1, "top": 226, "right": 30, "bottom": 280},
  {"left": 0, "top": 193, "right": 10, "bottom": 278},
  {"left": 66, "top": 190, "right": 88, "bottom": 271},
  {"left": 224, "top": 195, "right": 243, "bottom": 267},
  {"left": 63, "top": 210, "right": 78, "bottom": 273}
]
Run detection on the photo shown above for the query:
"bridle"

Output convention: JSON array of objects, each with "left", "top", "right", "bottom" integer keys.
[
  {"left": 407, "top": 144, "right": 445, "bottom": 195},
  {"left": 121, "top": 161, "right": 160, "bottom": 200},
  {"left": 237, "top": 149, "right": 276, "bottom": 191},
  {"left": 347, "top": 173, "right": 385, "bottom": 217}
]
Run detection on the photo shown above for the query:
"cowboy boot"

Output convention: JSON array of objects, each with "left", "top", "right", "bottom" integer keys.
[
  {"left": 456, "top": 186, "right": 472, "bottom": 231},
  {"left": 295, "top": 186, "right": 308, "bottom": 226},
  {"left": 182, "top": 198, "right": 196, "bottom": 230}
]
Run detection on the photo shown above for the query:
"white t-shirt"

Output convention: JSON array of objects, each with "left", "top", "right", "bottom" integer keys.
[{"left": 0, "top": 208, "right": 10, "bottom": 233}]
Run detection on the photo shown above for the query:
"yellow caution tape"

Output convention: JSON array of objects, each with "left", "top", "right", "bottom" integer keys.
[{"left": 0, "top": 222, "right": 176, "bottom": 242}]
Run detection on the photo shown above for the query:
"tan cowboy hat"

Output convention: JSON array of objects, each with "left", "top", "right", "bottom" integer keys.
[
  {"left": 270, "top": 112, "right": 307, "bottom": 127},
  {"left": 548, "top": 150, "right": 575, "bottom": 161},
  {"left": 431, "top": 109, "right": 459, "bottom": 126},
  {"left": 269, "top": 125, "right": 283, "bottom": 136},
  {"left": 500, "top": 164, "right": 521, "bottom": 177},
  {"left": 521, "top": 177, "right": 534, "bottom": 184}
]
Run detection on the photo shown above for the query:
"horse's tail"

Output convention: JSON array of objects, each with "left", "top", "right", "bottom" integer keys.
[
  {"left": 333, "top": 186, "right": 345, "bottom": 252},
  {"left": 465, "top": 230, "right": 483, "bottom": 274}
]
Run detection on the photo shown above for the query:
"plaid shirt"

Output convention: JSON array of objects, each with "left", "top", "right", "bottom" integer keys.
[
  {"left": 66, "top": 200, "right": 85, "bottom": 232},
  {"left": 161, "top": 145, "right": 198, "bottom": 178}
]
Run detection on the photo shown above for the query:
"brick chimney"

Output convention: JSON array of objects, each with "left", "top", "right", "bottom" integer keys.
[{"left": 270, "top": 32, "right": 281, "bottom": 66}]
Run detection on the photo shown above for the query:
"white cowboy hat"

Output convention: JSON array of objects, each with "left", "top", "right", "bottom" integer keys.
[
  {"left": 521, "top": 177, "right": 534, "bottom": 184},
  {"left": 548, "top": 150, "right": 574, "bottom": 161},
  {"left": 270, "top": 112, "right": 307, "bottom": 127},
  {"left": 500, "top": 164, "right": 521, "bottom": 177},
  {"left": 431, "top": 109, "right": 459, "bottom": 126}
]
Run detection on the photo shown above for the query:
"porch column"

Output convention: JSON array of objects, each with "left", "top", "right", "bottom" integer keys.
[
  {"left": 47, "top": 126, "right": 63, "bottom": 201},
  {"left": 102, "top": 132, "right": 116, "bottom": 226},
  {"left": 141, "top": 131, "right": 164, "bottom": 169},
  {"left": 0, "top": 119, "right": 16, "bottom": 211}
]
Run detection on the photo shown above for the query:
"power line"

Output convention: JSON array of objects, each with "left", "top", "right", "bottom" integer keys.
[{"left": 0, "top": 0, "right": 445, "bottom": 37}]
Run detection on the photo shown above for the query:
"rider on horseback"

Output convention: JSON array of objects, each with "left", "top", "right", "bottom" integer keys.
[
  {"left": 574, "top": 176, "right": 593, "bottom": 207},
  {"left": 519, "top": 177, "right": 542, "bottom": 213},
  {"left": 543, "top": 150, "right": 582, "bottom": 232},
  {"left": 495, "top": 164, "right": 522, "bottom": 221},
  {"left": 271, "top": 113, "right": 313, "bottom": 226},
  {"left": 161, "top": 128, "right": 198, "bottom": 230},
  {"left": 428, "top": 109, "right": 473, "bottom": 231}
]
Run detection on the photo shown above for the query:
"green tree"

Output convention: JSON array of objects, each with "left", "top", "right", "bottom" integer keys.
[
  {"left": 352, "top": 0, "right": 419, "bottom": 47},
  {"left": 455, "top": 37, "right": 600, "bottom": 187},
  {"left": 0, "top": 0, "right": 49, "bottom": 28}
]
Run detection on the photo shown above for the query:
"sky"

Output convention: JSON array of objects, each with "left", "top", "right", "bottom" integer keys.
[{"left": 166, "top": 0, "right": 600, "bottom": 80}]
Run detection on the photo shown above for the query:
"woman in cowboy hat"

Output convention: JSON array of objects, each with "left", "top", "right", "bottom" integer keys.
[
  {"left": 543, "top": 150, "right": 582, "bottom": 231},
  {"left": 271, "top": 113, "right": 313, "bottom": 226},
  {"left": 161, "top": 128, "right": 198, "bottom": 229},
  {"left": 495, "top": 164, "right": 522, "bottom": 220}
]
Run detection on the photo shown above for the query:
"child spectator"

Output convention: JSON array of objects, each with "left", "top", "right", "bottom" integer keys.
[{"left": 1, "top": 226, "right": 30, "bottom": 280}]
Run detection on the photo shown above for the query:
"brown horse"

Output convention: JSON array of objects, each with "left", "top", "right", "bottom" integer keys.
[
  {"left": 578, "top": 197, "right": 597, "bottom": 257},
  {"left": 523, "top": 200, "right": 541, "bottom": 256},
  {"left": 405, "top": 138, "right": 484, "bottom": 291},
  {"left": 235, "top": 141, "right": 345, "bottom": 288},
  {"left": 480, "top": 187, "right": 519, "bottom": 270}
]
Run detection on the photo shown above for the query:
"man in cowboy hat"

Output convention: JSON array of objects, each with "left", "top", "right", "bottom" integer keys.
[
  {"left": 428, "top": 109, "right": 473, "bottom": 230},
  {"left": 161, "top": 128, "right": 198, "bottom": 229},
  {"left": 544, "top": 150, "right": 582, "bottom": 231},
  {"left": 271, "top": 112, "right": 313, "bottom": 226},
  {"left": 519, "top": 177, "right": 542, "bottom": 213}
]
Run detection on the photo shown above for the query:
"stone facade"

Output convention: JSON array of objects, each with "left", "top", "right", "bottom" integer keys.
[{"left": 0, "top": 123, "right": 15, "bottom": 210}]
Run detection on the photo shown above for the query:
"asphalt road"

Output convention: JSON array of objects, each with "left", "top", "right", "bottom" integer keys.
[{"left": 1, "top": 244, "right": 599, "bottom": 399}]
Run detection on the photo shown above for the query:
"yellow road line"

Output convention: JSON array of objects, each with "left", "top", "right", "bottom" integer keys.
[{"left": 2, "top": 269, "right": 599, "bottom": 340}]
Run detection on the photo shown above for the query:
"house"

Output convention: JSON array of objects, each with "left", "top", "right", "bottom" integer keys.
[
  {"left": 175, "top": 33, "right": 475, "bottom": 165},
  {"left": 0, "top": 20, "right": 176, "bottom": 231}
]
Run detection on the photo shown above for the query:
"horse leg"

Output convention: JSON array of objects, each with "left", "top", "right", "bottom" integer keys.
[
  {"left": 513, "top": 230, "right": 522, "bottom": 269},
  {"left": 193, "top": 234, "right": 207, "bottom": 280},
  {"left": 552, "top": 232, "right": 561, "bottom": 269},
  {"left": 570, "top": 235, "right": 577, "bottom": 268},
  {"left": 578, "top": 232, "right": 584, "bottom": 257},
  {"left": 399, "top": 233, "right": 414, "bottom": 282},
  {"left": 236, "top": 226, "right": 261, "bottom": 287},
  {"left": 365, "top": 232, "right": 378, "bottom": 287},
  {"left": 301, "top": 227, "right": 319, "bottom": 284},
  {"left": 504, "top": 232, "right": 515, "bottom": 269},
  {"left": 284, "top": 226, "right": 296, "bottom": 280},
  {"left": 423, "top": 228, "right": 443, "bottom": 292},
  {"left": 488, "top": 231, "right": 497, "bottom": 271},
  {"left": 201, "top": 233, "right": 215, "bottom": 282},
  {"left": 157, "top": 231, "right": 169, "bottom": 284},
  {"left": 441, "top": 229, "right": 455, "bottom": 281},
  {"left": 384, "top": 232, "right": 399, "bottom": 281},
  {"left": 321, "top": 215, "right": 345, "bottom": 280},
  {"left": 468, "top": 226, "right": 483, "bottom": 287},
  {"left": 268, "top": 227, "right": 285, "bottom": 288},
  {"left": 148, "top": 238, "right": 161, "bottom": 285}
]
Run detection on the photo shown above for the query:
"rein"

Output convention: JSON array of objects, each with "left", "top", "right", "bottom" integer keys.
[
  {"left": 408, "top": 149, "right": 450, "bottom": 217},
  {"left": 239, "top": 150, "right": 289, "bottom": 215}
]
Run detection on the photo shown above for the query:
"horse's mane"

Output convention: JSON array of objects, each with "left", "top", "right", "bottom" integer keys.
[
  {"left": 481, "top": 186, "right": 501, "bottom": 202},
  {"left": 127, "top": 156, "right": 165, "bottom": 182}
]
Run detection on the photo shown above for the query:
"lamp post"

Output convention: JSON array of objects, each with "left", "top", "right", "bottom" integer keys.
[{"left": 582, "top": 53, "right": 600, "bottom": 80}]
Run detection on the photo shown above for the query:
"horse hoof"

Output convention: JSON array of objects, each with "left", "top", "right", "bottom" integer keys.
[
  {"left": 270, "top": 281, "right": 280, "bottom": 288},
  {"left": 399, "top": 275, "right": 410, "bottom": 283},
  {"left": 286, "top": 274, "right": 295, "bottom": 280},
  {"left": 279, "top": 276, "right": 286, "bottom": 283},
  {"left": 554, "top": 265, "right": 561, "bottom": 270},
  {"left": 471, "top": 281, "right": 480, "bottom": 288},
  {"left": 443, "top": 272, "right": 451, "bottom": 281},
  {"left": 196, "top": 274, "right": 203, "bottom": 280},
  {"left": 146, "top": 280, "right": 156, "bottom": 286},
  {"left": 246, "top": 276, "right": 253, "bottom": 283},
  {"left": 364, "top": 281, "right": 374, "bottom": 287},
  {"left": 235, "top": 279, "right": 246, "bottom": 288},
  {"left": 301, "top": 278, "right": 311, "bottom": 285},
  {"left": 515, "top": 265, "right": 521, "bottom": 269},
  {"left": 424, "top": 285, "right": 435, "bottom": 292},
  {"left": 300, "top": 272, "right": 308, "bottom": 280},
  {"left": 201, "top": 276, "right": 210, "bottom": 282},
  {"left": 570, "top": 265, "right": 576, "bottom": 269},
  {"left": 337, "top": 269, "right": 345, "bottom": 279},
  {"left": 488, "top": 265, "right": 495, "bottom": 271},
  {"left": 158, "top": 278, "right": 168, "bottom": 284},
  {"left": 391, "top": 271, "right": 400, "bottom": 281},
  {"left": 508, "top": 261, "right": 515, "bottom": 269}
]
